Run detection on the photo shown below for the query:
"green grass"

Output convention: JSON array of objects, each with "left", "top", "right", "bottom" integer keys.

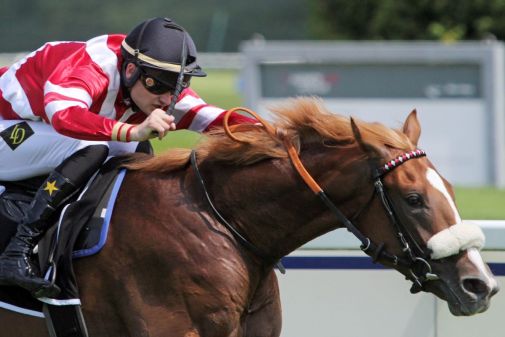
[
  {"left": 454, "top": 187, "right": 505, "bottom": 220},
  {"left": 190, "top": 69, "right": 244, "bottom": 108},
  {"left": 150, "top": 130, "right": 201, "bottom": 153},
  {"left": 149, "top": 69, "right": 505, "bottom": 220}
]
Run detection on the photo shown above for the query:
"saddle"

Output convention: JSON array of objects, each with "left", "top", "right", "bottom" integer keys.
[{"left": 0, "top": 156, "right": 129, "bottom": 336}]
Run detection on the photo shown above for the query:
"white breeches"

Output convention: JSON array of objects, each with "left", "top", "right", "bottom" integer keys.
[{"left": 0, "top": 120, "right": 138, "bottom": 181}]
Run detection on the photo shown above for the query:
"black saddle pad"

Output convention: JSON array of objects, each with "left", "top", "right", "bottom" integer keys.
[{"left": 0, "top": 157, "right": 128, "bottom": 316}]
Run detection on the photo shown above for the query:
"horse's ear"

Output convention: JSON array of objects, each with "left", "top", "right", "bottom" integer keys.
[
  {"left": 350, "top": 117, "right": 382, "bottom": 159},
  {"left": 402, "top": 109, "right": 421, "bottom": 146}
]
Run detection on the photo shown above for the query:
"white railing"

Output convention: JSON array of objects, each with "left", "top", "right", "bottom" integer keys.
[{"left": 303, "top": 220, "right": 505, "bottom": 251}]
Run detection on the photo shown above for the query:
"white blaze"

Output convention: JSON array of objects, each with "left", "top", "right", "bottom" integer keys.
[
  {"left": 426, "top": 168, "right": 461, "bottom": 223},
  {"left": 426, "top": 168, "right": 485, "bottom": 259},
  {"left": 467, "top": 248, "right": 498, "bottom": 290},
  {"left": 425, "top": 169, "right": 496, "bottom": 290}
]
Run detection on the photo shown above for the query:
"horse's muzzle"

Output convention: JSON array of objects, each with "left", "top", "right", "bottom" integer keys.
[{"left": 442, "top": 274, "right": 500, "bottom": 316}]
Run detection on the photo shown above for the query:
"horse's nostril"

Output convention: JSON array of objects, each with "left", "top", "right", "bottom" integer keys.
[{"left": 462, "top": 278, "right": 489, "bottom": 296}]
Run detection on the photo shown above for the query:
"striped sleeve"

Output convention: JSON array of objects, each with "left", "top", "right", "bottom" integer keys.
[
  {"left": 50, "top": 106, "right": 117, "bottom": 140},
  {"left": 44, "top": 80, "right": 92, "bottom": 121},
  {"left": 44, "top": 73, "right": 117, "bottom": 140},
  {"left": 42, "top": 35, "right": 124, "bottom": 140},
  {"left": 173, "top": 88, "right": 256, "bottom": 132}
]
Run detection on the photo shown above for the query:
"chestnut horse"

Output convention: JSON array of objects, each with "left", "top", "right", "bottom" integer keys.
[{"left": 0, "top": 98, "right": 499, "bottom": 336}]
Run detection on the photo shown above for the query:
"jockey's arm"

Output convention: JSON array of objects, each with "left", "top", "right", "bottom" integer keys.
[
  {"left": 173, "top": 88, "right": 257, "bottom": 133},
  {"left": 46, "top": 80, "right": 255, "bottom": 142}
]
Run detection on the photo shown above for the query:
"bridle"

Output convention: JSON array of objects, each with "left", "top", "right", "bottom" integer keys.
[
  {"left": 367, "top": 151, "right": 440, "bottom": 293},
  {"left": 192, "top": 107, "right": 439, "bottom": 292}
]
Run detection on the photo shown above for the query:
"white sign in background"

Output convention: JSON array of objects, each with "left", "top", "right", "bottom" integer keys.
[{"left": 259, "top": 98, "right": 487, "bottom": 187}]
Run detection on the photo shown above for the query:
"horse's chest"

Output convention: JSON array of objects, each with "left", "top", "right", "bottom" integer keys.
[{"left": 181, "top": 273, "right": 252, "bottom": 335}]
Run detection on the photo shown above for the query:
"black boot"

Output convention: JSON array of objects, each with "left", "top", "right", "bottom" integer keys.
[
  {"left": 0, "top": 145, "right": 108, "bottom": 297},
  {"left": 0, "top": 171, "right": 77, "bottom": 297}
]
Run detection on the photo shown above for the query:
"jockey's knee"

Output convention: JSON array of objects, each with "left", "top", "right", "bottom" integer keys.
[{"left": 55, "top": 145, "right": 109, "bottom": 186}]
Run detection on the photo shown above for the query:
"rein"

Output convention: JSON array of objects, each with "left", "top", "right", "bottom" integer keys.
[
  {"left": 190, "top": 150, "right": 286, "bottom": 274},
  {"left": 220, "top": 107, "right": 439, "bottom": 291}
]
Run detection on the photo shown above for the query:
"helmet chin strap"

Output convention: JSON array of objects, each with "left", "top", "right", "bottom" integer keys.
[
  {"left": 119, "top": 61, "right": 141, "bottom": 113},
  {"left": 121, "top": 18, "right": 152, "bottom": 91},
  {"left": 121, "top": 62, "right": 141, "bottom": 89}
]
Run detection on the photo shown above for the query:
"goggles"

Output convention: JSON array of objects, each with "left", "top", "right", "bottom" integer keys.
[{"left": 138, "top": 67, "right": 190, "bottom": 95}]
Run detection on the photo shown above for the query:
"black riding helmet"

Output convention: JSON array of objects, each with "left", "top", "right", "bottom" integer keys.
[{"left": 121, "top": 17, "right": 206, "bottom": 96}]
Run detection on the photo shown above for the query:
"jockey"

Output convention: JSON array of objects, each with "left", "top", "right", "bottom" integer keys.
[{"left": 0, "top": 17, "right": 253, "bottom": 297}]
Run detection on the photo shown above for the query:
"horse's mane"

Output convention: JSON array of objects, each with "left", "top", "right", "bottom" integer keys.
[{"left": 125, "top": 97, "right": 413, "bottom": 173}]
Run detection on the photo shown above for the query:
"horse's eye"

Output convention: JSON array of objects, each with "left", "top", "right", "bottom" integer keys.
[
  {"left": 323, "top": 139, "right": 339, "bottom": 147},
  {"left": 406, "top": 194, "right": 423, "bottom": 207}
]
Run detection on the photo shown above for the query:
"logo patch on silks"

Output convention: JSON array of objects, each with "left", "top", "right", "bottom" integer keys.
[{"left": 0, "top": 122, "right": 35, "bottom": 150}]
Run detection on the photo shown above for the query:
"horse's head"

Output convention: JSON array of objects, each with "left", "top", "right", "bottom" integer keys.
[
  {"left": 351, "top": 110, "right": 499, "bottom": 316},
  {"left": 215, "top": 101, "right": 499, "bottom": 317}
]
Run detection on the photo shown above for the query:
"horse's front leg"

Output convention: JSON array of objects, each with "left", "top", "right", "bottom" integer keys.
[{"left": 243, "top": 270, "right": 282, "bottom": 337}]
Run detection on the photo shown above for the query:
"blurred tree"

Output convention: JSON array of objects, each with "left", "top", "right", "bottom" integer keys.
[
  {"left": 309, "top": 0, "right": 505, "bottom": 42},
  {"left": 0, "top": 0, "right": 309, "bottom": 52},
  {"left": 4, "top": 0, "right": 505, "bottom": 53}
]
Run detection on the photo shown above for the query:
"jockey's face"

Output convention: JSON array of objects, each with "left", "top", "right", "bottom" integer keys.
[{"left": 125, "top": 63, "right": 174, "bottom": 115}]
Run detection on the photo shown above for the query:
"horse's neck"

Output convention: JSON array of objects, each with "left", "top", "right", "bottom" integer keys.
[{"left": 205, "top": 150, "right": 371, "bottom": 261}]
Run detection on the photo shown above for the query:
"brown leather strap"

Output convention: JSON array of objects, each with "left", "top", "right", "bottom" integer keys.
[
  {"left": 223, "top": 107, "right": 323, "bottom": 194},
  {"left": 282, "top": 138, "right": 322, "bottom": 194},
  {"left": 223, "top": 107, "right": 276, "bottom": 142}
]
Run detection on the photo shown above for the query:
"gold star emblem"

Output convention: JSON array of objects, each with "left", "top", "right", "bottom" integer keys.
[{"left": 44, "top": 180, "right": 59, "bottom": 196}]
